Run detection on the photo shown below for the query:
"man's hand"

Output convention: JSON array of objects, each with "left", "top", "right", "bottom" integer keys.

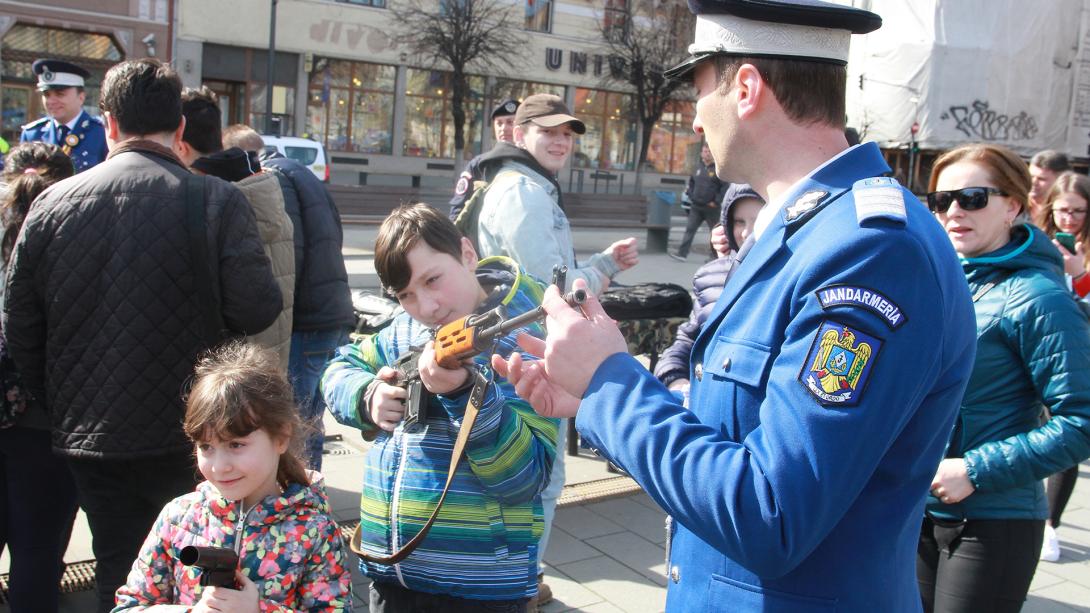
[
  {"left": 711, "top": 224, "right": 731, "bottom": 258},
  {"left": 418, "top": 340, "right": 472, "bottom": 395},
  {"left": 191, "top": 570, "right": 259, "bottom": 612},
  {"left": 1052, "top": 238, "right": 1086, "bottom": 277},
  {"left": 370, "top": 367, "right": 407, "bottom": 431},
  {"left": 492, "top": 279, "right": 627, "bottom": 411},
  {"left": 492, "top": 344, "right": 581, "bottom": 418},
  {"left": 608, "top": 237, "right": 640, "bottom": 271},
  {"left": 930, "top": 458, "right": 976, "bottom": 505}
]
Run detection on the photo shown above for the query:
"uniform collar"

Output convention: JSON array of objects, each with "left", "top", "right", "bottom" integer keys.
[
  {"left": 752, "top": 143, "right": 860, "bottom": 241},
  {"left": 53, "top": 110, "right": 85, "bottom": 132}
]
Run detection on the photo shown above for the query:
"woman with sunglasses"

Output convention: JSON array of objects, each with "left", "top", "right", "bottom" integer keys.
[{"left": 917, "top": 143, "right": 1090, "bottom": 612}]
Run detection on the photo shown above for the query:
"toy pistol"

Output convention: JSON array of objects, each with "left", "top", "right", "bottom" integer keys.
[
  {"left": 179, "top": 545, "right": 238, "bottom": 589},
  {"left": 396, "top": 265, "right": 586, "bottom": 428}
]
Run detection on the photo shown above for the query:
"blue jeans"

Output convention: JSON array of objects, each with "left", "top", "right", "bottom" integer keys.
[{"left": 289, "top": 328, "right": 349, "bottom": 471}]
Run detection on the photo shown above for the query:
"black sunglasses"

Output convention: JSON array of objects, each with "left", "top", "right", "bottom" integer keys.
[{"left": 926, "top": 187, "right": 1008, "bottom": 213}]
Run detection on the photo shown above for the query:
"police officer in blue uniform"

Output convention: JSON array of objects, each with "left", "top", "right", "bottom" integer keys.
[
  {"left": 20, "top": 59, "right": 108, "bottom": 173},
  {"left": 492, "top": 1, "right": 978, "bottom": 611}
]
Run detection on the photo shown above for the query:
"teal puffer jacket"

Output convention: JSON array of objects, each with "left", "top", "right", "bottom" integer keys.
[{"left": 928, "top": 224, "right": 1090, "bottom": 520}]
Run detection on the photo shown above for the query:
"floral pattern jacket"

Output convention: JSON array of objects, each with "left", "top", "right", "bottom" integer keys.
[{"left": 112, "top": 473, "right": 352, "bottom": 612}]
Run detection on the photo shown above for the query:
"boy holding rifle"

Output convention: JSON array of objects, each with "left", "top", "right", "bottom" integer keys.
[{"left": 321, "top": 203, "right": 563, "bottom": 612}]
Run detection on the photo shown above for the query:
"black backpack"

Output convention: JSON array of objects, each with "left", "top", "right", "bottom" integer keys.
[{"left": 598, "top": 283, "right": 693, "bottom": 321}]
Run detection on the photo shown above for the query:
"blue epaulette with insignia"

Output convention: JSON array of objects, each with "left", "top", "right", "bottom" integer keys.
[
  {"left": 852, "top": 177, "right": 906, "bottom": 225},
  {"left": 21, "top": 117, "right": 49, "bottom": 130}
]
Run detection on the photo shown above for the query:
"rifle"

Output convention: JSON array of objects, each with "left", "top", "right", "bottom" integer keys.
[
  {"left": 395, "top": 265, "right": 586, "bottom": 429},
  {"left": 179, "top": 545, "right": 238, "bottom": 589}
]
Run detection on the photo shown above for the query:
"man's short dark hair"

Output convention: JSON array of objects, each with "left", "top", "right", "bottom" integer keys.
[
  {"left": 1030, "top": 149, "right": 1071, "bottom": 173},
  {"left": 374, "top": 203, "right": 465, "bottom": 296},
  {"left": 714, "top": 56, "right": 846, "bottom": 129},
  {"left": 181, "top": 87, "right": 224, "bottom": 155},
  {"left": 98, "top": 59, "right": 182, "bottom": 136}
]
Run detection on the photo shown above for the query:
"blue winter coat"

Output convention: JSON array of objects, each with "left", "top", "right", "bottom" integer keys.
[
  {"left": 575, "top": 144, "right": 976, "bottom": 612},
  {"left": 928, "top": 224, "right": 1090, "bottom": 521}
]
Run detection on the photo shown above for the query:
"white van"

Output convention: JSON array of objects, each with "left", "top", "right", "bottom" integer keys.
[{"left": 261, "top": 135, "right": 329, "bottom": 182}]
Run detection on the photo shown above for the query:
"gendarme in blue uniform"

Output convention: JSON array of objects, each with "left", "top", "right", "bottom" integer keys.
[
  {"left": 20, "top": 110, "right": 108, "bottom": 173},
  {"left": 578, "top": 142, "right": 976, "bottom": 611}
]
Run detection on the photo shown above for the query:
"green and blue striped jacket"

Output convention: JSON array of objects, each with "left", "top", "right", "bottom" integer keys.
[{"left": 321, "top": 256, "right": 558, "bottom": 600}]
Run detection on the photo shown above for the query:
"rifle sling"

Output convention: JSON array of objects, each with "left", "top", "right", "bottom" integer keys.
[{"left": 348, "top": 367, "right": 489, "bottom": 566}]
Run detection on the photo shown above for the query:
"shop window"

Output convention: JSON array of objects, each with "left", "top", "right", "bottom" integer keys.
[
  {"left": 249, "top": 84, "right": 296, "bottom": 136},
  {"left": 403, "top": 69, "right": 485, "bottom": 159},
  {"left": 306, "top": 58, "right": 395, "bottom": 153},
  {"left": 647, "top": 100, "right": 700, "bottom": 174},
  {"left": 337, "top": 0, "right": 386, "bottom": 6},
  {"left": 572, "top": 88, "right": 636, "bottom": 171},
  {"left": 525, "top": 0, "right": 552, "bottom": 33}
]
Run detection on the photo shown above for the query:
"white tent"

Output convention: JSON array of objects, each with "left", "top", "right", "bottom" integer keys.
[{"left": 844, "top": 0, "right": 1085, "bottom": 158}]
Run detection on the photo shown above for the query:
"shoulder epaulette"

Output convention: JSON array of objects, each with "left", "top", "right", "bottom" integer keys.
[
  {"left": 21, "top": 116, "right": 50, "bottom": 130},
  {"left": 852, "top": 176, "right": 906, "bottom": 226}
]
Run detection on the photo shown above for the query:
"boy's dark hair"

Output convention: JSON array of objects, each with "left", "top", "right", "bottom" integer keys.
[
  {"left": 2, "top": 142, "right": 75, "bottom": 263},
  {"left": 98, "top": 59, "right": 183, "bottom": 136},
  {"left": 181, "top": 86, "right": 224, "bottom": 155},
  {"left": 1030, "top": 149, "right": 1071, "bottom": 173},
  {"left": 375, "top": 203, "right": 465, "bottom": 296},
  {"left": 714, "top": 56, "right": 846, "bottom": 129}
]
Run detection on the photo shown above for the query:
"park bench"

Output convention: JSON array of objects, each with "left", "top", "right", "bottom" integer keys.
[{"left": 330, "top": 184, "right": 671, "bottom": 251}]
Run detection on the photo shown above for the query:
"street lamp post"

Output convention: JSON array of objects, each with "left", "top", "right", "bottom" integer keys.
[{"left": 265, "top": 0, "right": 278, "bottom": 135}]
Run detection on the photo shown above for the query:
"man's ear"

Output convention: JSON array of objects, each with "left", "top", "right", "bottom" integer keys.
[
  {"left": 103, "top": 112, "right": 121, "bottom": 141},
  {"left": 513, "top": 124, "right": 526, "bottom": 147},
  {"left": 460, "top": 236, "right": 479, "bottom": 269},
  {"left": 735, "top": 63, "right": 764, "bottom": 121},
  {"left": 172, "top": 115, "right": 187, "bottom": 149}
]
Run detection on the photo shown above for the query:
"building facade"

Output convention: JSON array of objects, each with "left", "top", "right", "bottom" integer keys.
[
  {"left": 174, "top": 0, "right": 701, "bottom": 191},
  {"left": 0, "top": 0, "right": 171, "bottom": 144}
]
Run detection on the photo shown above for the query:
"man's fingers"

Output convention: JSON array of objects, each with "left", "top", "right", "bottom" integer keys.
[
  {"left": 573, "top": 282, "right": 613, "bottom": 325},
  {"left": 515, "top": 332, "right": 546, "bottom": 358},
  {"left": 491, "top": 354, "right": 510, "bottom": 378},
  {"left": 377, "top": 366, "right": 399, "bottom": 382},
  {"left": 542, "top": 283, "right": 589, "bottom": 325}
]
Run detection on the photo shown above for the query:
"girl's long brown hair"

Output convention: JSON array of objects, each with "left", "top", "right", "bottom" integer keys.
[
  {"left": 2, "top": 142, "right": 74, "bottom": 263},
  {"left": 1035, "top": 172, "right": 1090, "bottom": 266},
  {"left": 183, "top": 342, "right": 310, "bottom": 489}
]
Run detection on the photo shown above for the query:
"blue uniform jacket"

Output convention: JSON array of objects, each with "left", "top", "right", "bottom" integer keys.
[
  {"left": 575, "top": 144, "right": 977, "bottom": 612},
  {"left": 20, "top": 110, "right": 108, "bottom": 172}
]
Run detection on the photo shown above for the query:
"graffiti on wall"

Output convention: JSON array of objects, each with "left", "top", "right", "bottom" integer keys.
[
  {"left": 940, "top": 100, "right": 1039, "bottom": 142},
  {"left": 309, "top": 19, "right": 396, "bottom": 54}
]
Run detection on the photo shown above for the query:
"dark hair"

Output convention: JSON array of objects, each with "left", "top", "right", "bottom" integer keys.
[
  {"left": 1, "top": 142, "right": 75, "bottom": 263},
  {"left": 714, "top": 56, "right": 846, "bottom": 129},
  {"left": 1030, "top": 150, "right": 1071, "bottom": 173},
  {"left": 181, "top": 86, "right": 224, "bottom": 155},
  {"left": 1037, "top": 171, "right": 1090, "bottom": 246},
  {"left": 222, "top": 124, "right": 266, "bottom": 153},
  {"left": 928, "top": 144, "right": 1031, "bottom": 216},
  {"left": 374, "top": 203, "right": 465, "bottom": 296},
  {"left": 98, "top": 59, "right": 182, "bottom": 136},
  {"left": 183, "top": 342, "right": 310, "bottom": 489}
]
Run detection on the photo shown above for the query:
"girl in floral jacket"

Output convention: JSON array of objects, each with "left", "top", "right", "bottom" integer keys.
[{"left": 112, "top": 343, "right": 351, "bottom": 612}]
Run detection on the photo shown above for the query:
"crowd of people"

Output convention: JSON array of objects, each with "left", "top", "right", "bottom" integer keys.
[{"left": 1, "top": 0, "right": 1090, "bottom": 612}]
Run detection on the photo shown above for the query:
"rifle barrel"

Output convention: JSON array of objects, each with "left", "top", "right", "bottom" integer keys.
[{"left": 480, "top": 289, "right": 587, "bottom": 341}]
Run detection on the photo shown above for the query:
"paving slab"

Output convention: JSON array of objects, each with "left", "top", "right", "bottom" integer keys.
[{"left": 555, "top": 554, "right": 667, "bottom": 613}]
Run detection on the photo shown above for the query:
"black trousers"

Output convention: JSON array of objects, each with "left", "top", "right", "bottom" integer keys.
[
  {"left": 917, "top": 516, "right": 1044, "bottom": 613},
  {"left": 1047, "top": 465, "right": 1079, "bottom": 527},
  {"left": 0, "top": 426, "right": 79, "bottom": 613},
  {"left": 66, "top": 452, "right": 198, "bottom": 613},
  {"left": 369, "top": 581, "right": 529, "bottom": 613},
  {"left": 676, "top": 204, "right": 720, "bottom": 258}
]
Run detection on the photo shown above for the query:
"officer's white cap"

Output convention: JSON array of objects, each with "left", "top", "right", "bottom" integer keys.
[{"left": 665, "top": 0, "right": 882, "bottom": 79}]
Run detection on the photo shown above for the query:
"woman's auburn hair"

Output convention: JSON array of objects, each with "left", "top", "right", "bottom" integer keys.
[
  {"left": 928, "top": 143, "right": 1031, "bottom": 217},
  {"left": 183, "top": 341, "right": 310, "bottom": 489}
]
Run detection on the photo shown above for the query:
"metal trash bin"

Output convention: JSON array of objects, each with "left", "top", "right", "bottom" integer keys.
[{"left": 646, "top": 191, "right": 676, "bottom": 253}]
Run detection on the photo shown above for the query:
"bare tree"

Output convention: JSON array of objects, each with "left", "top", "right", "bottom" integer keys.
[
  {"left": 599, "top": 0, "right": 694, "bottom": 188},
  {"left": 392, "top": 0, "right": 525, "bottom": 172}
]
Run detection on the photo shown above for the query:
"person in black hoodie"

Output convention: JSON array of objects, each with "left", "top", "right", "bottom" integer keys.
[
  {"left": 655, "top": 184, "right": 764, "bottom": 400},
  {"left": 671, "top": 142, "right": 729, "bottom": 261}
]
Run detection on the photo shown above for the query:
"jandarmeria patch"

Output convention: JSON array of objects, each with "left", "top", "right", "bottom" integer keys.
[
  {"left": 799, "top": 320, "right": 883, "bottom": 407},
  {"left": 815, "top": 284, "right": 906, "bottom": 330}
]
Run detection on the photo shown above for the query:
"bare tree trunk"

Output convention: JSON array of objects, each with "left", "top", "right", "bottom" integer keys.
[{"left": 452, "top": 70, "right": 467, "bottom": 176}]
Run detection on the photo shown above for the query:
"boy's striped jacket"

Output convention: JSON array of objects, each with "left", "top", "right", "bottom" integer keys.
[{"left": 321, "top": 256, "right": 559, "bottom": 601}]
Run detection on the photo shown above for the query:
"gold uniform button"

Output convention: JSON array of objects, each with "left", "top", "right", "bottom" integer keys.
[{"left": 694, "top": 363, "right": 703, "bottom": 381}]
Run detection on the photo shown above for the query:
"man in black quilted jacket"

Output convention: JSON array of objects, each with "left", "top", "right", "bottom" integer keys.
[{"left": 2, "top": 58, "right": 281, "bottom": 613}]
